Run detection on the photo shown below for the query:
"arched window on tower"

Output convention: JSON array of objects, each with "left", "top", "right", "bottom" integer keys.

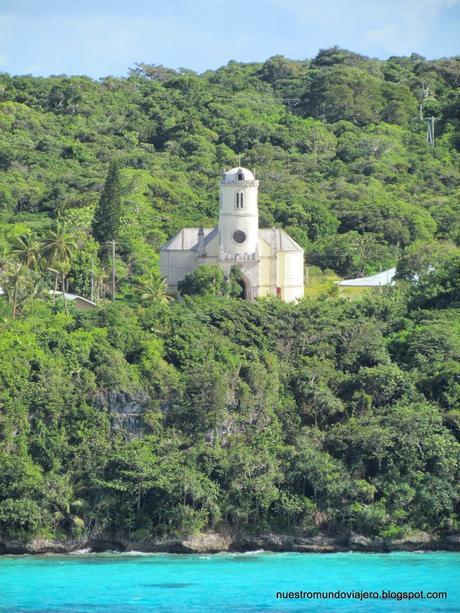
[{"left": 235, "top": 192, "right": 244, "bottom": 209}]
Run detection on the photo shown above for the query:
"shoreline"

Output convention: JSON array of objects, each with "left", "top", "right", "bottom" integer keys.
[{"left": 1, "top": 531, "right": 459, "bottom": 555}]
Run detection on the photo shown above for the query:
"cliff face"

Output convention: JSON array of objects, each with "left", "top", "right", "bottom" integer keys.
[
  {"left": 1, "top": 532, "right": 459, "bottom": 555},
  {"left": 94, "top": 390, "right": 151, "bottom": 436}
]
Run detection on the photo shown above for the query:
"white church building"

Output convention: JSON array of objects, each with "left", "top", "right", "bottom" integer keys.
[{"left": 160, "top": 167, "right": 304, "bottom": 302}]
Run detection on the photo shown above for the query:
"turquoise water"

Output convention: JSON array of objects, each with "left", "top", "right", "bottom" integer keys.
[{"left": 0, "top": 552, "right": 459, "bottom": 612}]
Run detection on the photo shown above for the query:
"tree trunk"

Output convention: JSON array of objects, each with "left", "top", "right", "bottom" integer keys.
[
  {"left": 12, "top": 281, "right": 18, "bottom": 319},
  {"left": 53, "top": 274, "right": 58, "bottom": 300},
  {"left": 62, "top": 272, "right": 68, "bottom": 315}
]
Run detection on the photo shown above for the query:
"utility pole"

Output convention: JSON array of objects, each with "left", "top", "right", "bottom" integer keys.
[
  {"left": 111, "top": 240, "right": 116, "bottom": 303},
  {"left": 90, "top": 257, "right": 94, "bottom": 302}
]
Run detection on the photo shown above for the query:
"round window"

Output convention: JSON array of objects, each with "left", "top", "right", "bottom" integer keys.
[{"left": 233, "top": 230, "right": 246, "bottom": 244}]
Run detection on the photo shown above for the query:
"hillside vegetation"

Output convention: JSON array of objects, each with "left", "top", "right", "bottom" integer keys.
[
  {"left": 0, "top": 49, "right": 459, "bottom": 544},
  {"left": 0, "top": 48, "right": 459, "bottom": 290}
]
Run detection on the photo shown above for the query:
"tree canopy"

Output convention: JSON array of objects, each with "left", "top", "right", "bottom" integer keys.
[{"left": 0, "top": 49, "right": 459, "bottom": 544}]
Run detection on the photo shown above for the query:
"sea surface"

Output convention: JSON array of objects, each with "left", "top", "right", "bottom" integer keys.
[{"left": 0, "top": 551, "right": 459, "bottom": 612}]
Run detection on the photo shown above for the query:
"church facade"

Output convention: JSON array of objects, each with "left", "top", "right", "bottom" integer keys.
[{"left": 160, "top": 167, "right": 304, "bottom": 302}]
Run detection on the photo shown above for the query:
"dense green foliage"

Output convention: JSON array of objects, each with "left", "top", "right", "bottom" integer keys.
[
  {"left": 0, "top": 48, "right": 459, "bottom": 542},
  {"left": 1, "top": 48, "right": 459, "bottom": 297},
  {"left": 0, "top": 260, "right": 459, "bottom": 541}
]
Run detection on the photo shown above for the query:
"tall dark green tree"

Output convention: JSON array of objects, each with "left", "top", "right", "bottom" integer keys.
[{"left": 92, "top": 161, "right": 122, "bottom": 245}]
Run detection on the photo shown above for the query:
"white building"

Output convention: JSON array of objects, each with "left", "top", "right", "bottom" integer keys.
[{"left": 160, "top": 167, "right": 304, "bottom": 302}]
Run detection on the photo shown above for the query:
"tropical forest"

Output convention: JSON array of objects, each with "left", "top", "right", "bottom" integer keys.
[{"left": 0, "top": 48, "right": 459, "bottom": 547}]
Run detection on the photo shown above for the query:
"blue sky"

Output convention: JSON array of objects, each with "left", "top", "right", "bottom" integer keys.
[{"left": 0, "top": 0, "right": 458, "bottom": 77}]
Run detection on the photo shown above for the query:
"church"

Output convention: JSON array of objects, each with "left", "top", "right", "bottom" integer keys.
[{"left": 160, "top": 167, "right": 304, "bottom": 302}]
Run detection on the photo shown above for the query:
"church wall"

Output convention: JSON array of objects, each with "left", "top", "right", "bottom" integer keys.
[
  {"left": 160, "top": 250, "right": 197, "bottom": 288},
  {"left": 257, "top": 255, "right": 274, "bottom": 298},
  {"left": 277, "top": 251, "right": 304, "bottom": 302},
  {"left": 254, "top": 237, "right": 273, "bottom": 298}
]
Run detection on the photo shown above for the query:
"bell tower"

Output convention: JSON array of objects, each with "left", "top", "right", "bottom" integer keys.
[{"left": 218, "top": 167, "right": 259, "bottom": 256}]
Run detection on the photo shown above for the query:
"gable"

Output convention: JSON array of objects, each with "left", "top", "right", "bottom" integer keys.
[
  {"left": 258, "top": 229, "right": 303, "bottom": 253},
  {"left": 161, "top": 228, "right": 214, "bottom": 251}
]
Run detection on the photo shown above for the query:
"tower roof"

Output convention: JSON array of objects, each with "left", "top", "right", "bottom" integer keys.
[{"left": 223, "top": 167, "right": 255, "bottom": 181}]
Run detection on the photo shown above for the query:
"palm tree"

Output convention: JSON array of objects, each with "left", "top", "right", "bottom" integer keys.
[
  {"left": 139, "top": 272, "right": 173, "bottom": 305},
  {"left": 0, "top": 240, "right": 11, "bottom": 266},
  {"left": 0, "top": 261, "right": 32, "bottom": 319},
  {"left": 42, "top": 222, "right": 78, "bottom": 314},
  {"left": 12, "top": 234, "right": 43, "bottom": 271},
  {"left": 93, "top": 266, "right": 108, "bottom": 304}
]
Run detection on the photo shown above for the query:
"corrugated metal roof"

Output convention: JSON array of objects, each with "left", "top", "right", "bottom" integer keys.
[
  {"left": 0, "top": 286, "right": 96, "bottom": 304},
  {"left": 49, "top": 291, "right": 97, "bottom": 305},
  {"left": 338, "top": 268, "right": 396, "bottom": 287}
]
